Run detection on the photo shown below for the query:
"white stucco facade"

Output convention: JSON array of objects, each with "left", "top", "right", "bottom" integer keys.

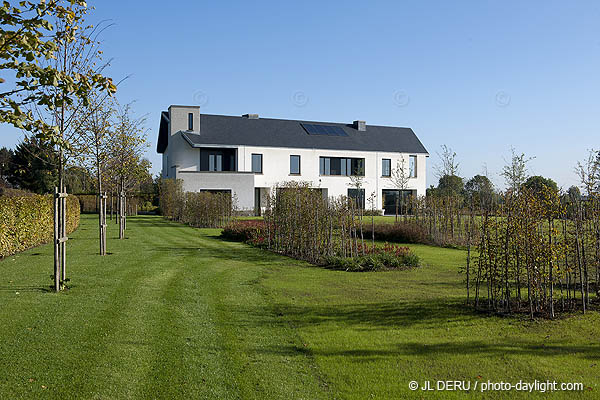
[{"left": 159, "top": 105, "right": 428, "bottom": 214}]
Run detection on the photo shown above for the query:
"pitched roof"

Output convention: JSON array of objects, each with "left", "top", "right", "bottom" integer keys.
[{"left": 158, "top": 113, "right": 428, "bottom": 154}]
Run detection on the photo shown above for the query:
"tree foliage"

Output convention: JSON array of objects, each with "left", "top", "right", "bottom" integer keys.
[
  {"left": 464, "top": 174, "right": 495, "bottom": 209},
  {"left": 523, "top": 175, "right": 558, "bottom": 198},
  {"left": 0, "top": 0, "right": 116, "bottom": 142},
  {"left": 8, "top": 136, "right": 57, "bottom": 193},
  {"left": 105, "top": 103, "right": 150, "bottom": 194},
  {"left": 437, "top": 174, "right": 464, "bottom": 196},
  {"left": 0, "top": 146, "right": 13, "bottom": 186}
]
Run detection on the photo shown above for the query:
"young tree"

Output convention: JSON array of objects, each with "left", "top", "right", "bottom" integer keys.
[
  {"left": 575, "top": 149, "right": 599, "bottom": 196},
  {"left": 434, "top": 144, "right": 460, "bottom": 179},
  {"left": 389, "top": 158, "right": 409, "bottom": 222},
  {"left": 106, "top": 103, "right": 150, "bottom": 238},
  {"left": 75, "top": 96, "right": 115, "bottom": 254},
  {"left": 348, "top": 170, "right": 366, "bottom": 253},
  {"left": 367, "top": 191, "right": 377, "bottom": 250},
  {"left": 502, "top": 147, "right": 534, "bottom": 192}
]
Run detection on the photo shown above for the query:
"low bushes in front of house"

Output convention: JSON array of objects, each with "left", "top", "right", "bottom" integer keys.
[
  {"left": 221, "top": 219, "right": 420, "bottom": 272},
  {"left": 221, "top": 220, "right": 266, "bottom": 242},
  {"left": 323, "top": 243, "right": 420, "bottom": 272},
  {"left": 364, "top": 222, "right": 432, "bottom": 245}
]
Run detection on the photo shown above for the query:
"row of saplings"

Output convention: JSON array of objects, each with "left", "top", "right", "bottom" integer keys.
[{"left": 464, "top": 187, "right": 600, "bottom": 319}]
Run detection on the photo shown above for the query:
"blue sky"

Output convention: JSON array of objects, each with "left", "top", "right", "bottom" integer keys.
[{"left": 1, "top": 0, "right": 599, "bottom": 189}]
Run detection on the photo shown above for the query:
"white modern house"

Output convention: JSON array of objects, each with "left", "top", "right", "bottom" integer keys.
[{"left": 157, "top": 105, "right": 428, "bottom": 215}]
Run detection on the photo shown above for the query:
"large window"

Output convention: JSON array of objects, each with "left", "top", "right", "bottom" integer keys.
[
  {"left": 382, "top": 159, "right": 391, "bottom": 177},
  {"left": 382, "top": 189, "right": 414, "bottom": 215},
  {"left": 252, "top": 153, "right": 263, "bottom": 173},
  {"left": 188, "top": 113, "right": 193, "bottom": 130},
  {"left": 409, "top": 155, "right": 417, "bottom": 178},
  {"left": 319, "top": 157, "right": 364, "bottom": 176},
  {"left": 290, "top": 155, "right": 301, "bottom": 175},
  {"left": 348, "top": 188, "right": 365, "bottom": 209}
]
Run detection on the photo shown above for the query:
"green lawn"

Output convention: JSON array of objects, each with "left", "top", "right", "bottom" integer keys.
[{"left": 1, "top": 215, "right": 598, "bottom": 399}]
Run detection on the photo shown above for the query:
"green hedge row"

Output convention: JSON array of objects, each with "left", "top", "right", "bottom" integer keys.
[{"left": 0, "top": 194, "right": 80, "bottom": 258}]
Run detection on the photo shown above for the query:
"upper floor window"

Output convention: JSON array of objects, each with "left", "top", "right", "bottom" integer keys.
[
  {"left": 382, "top": 159, "right": 391, "bottom": 177},
  {"left": 209, "top": 154, "right": 222, "bottom": 171},
  {"left": 409, "top": 155, "right": 417, "bottom": 178},
  {"left": 319, "top": 157, "right": 364, "bottom": 176},
  {"left": 290, "top": 155, "right": 301, "bottom": 175},
  {"left": 188, "top": 113, "right": 194, "bottom": 130},
  {"left": 252, "top": 153, "right": 263, "bottom": 173}
]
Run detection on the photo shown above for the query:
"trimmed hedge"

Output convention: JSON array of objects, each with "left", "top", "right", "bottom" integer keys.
[{"left": 0, "top": 194, "right": 80, "bottom": 258}]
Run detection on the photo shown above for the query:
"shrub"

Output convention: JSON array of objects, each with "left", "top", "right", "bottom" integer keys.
[
  {"left": 323, "top": 245, "right": 420, "bottom": 272},
  {"left": 364, "top": 222, "right": 431, "bottom": 245},
  {"left": 221, "top": 220, "right": 266, "bottom": 242},
  {"left": 0, "top": 194, "right": 80, "bottom": 258}
]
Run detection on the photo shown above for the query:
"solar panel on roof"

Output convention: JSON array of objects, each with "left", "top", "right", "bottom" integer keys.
[{"left": 301, "top": 123, "right": 348, "bottom": 136}]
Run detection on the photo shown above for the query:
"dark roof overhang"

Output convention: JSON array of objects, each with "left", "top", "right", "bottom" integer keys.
[{"left": 156, "top": 111, "right": 169, "bottom": 153}]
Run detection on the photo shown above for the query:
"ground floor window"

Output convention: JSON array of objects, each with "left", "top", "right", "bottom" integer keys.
[
  {"left": 347, "top": 188, "right": 365, "bottom": 209},
  {"left": 254, "top": 187, "right": 261, "bottom": 216},
  {"left": 382, "top": 189, "right": 413, "bottom": 215}
]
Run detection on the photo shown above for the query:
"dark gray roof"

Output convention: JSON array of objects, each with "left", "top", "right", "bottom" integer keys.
[{"left": 158, "top": 113, "right": 428, "bottom": 154}]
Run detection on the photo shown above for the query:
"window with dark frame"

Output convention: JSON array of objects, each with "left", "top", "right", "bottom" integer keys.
[
  {"left": 209, "top": 153, "right": 223, "bottom": 171},
  {"left": 409, "top": 155, "right": 417, "bottom": 178},
  {"left": 382, "top": 159, "right": 391, "bottom": 177},
  {"left": 188, "top": 113, "right": 193, "bottom": 130},
  {"left": 290, "top": 155, "right": 301, "bottom": 175},
  {"left": 251, "top": 153, "right": 263, "bottom": 173},
  {"left": 319, "top": 157, "right": 364, "bottom": 176}
]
